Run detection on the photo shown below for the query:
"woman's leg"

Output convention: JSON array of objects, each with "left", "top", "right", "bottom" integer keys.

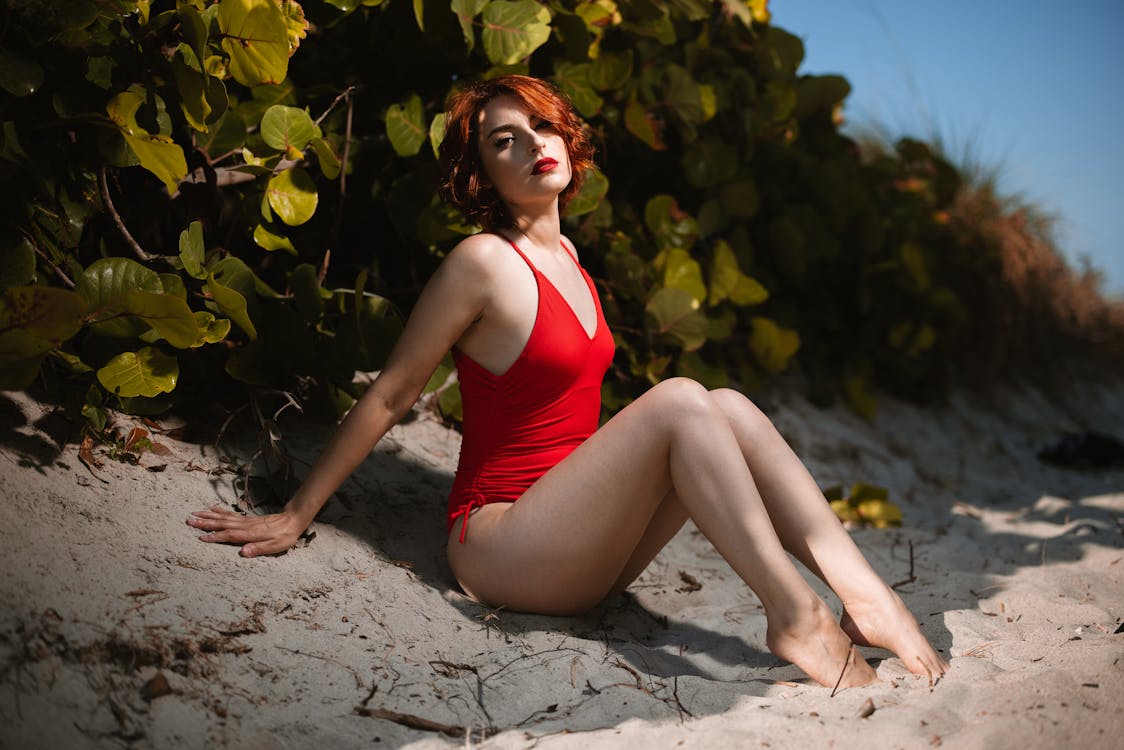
[
  {"left": 706, "top": 389, "right": 949, "bottom": 681},
  {"left": 447, "top": 378, "right": 877, "bottom": 688}
]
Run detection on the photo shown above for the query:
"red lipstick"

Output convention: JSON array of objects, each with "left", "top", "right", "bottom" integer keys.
[{"left": 532, "top": 158, "right": 558, "bottom": 175}]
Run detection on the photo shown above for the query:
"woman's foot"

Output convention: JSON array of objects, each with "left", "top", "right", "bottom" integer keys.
[
  {"left": 840, "top": 585, "right": 949, "bottom": 684},
  {"left": 766, "top": 598, "right": 879, "bottom": 689}
]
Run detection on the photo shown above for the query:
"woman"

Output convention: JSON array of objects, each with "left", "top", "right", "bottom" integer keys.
[{"left": 187, "top": 76, "right": 949, "bottom": 689}]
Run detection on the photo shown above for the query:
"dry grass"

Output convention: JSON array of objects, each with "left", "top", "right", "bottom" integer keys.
[{"left": 943, "top": 185, "right": 1124, "bottom": 386}]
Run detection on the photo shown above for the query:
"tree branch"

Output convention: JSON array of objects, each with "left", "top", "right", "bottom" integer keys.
[{"left": 98, "top": 167, "right": 154, "bottom": 262}]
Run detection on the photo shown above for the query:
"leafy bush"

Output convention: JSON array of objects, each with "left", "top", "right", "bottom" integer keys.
[{"left": 2, "top": 0, "right": 1114, "bottom": 430}]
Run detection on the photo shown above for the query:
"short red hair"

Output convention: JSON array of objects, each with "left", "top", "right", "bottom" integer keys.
[{"left": 438, "top": 75, "right": 596, "bottom": 232}]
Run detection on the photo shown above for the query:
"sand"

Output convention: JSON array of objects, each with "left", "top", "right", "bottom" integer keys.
[{"left": 0, "top": 376, "right": 1121, "bottom": 749}]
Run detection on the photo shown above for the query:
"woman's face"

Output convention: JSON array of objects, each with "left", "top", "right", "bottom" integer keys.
[{"left": 475, "top": 94, "right": 572, "bottom": 213}]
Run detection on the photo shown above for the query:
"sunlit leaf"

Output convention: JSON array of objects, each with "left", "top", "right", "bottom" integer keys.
[
  {"left": 481, "top": 0, "right": 552, "bottom": 66},
  {"left": 192, "top": 311, "right": 231, "bottom": 347},
  {"left": 624, "top": 94, "right": 665, "bottom": 151},
  {"left": 261, "top": 104, "right": 318, "bottom": 152},
  {"left": 121, "top": 292, "right": 199, "bottom": 349},
  {"left": 565, "top": 167, "right": 608, "bottom": 217},
  {"left": 708, "top": 240, "right": 768, "bottom": 307},
  {"left": 97, "top": 347, "right": 179, "bottom": 398},
  {"left": 428, "top": 113, "right": 446, "bottom": 160},
  {"left": 278, "top": 0, "right": 310, "bottom": 53},
  {"left": 450, "top": 0, "right": 485, "bottom": 51},
  {"left": 267, "top": 167, "right": 318, "bottom": 225},
  {"left": 172, "top": 44, "right": 211, "bottom": 132},
  {"left": 179, "top": 221, "right": 206, "bottom": 280},
  {"left": 218, "top": 0, "right": 290, "bottom": 87},
  {"left": 253, "top": 222, "right": 297, "bottom": 253},
  {"left": 385, "top": 94, "right": 426, "bottom": 157},
  {"left": 106, "top": 90, "right": 188, "bottom": 193},
  {"left": 553, "top": 61, "right": 602, "bottom": 118},
  {"left": 658, "top": 249, "right": 707, "bottom": 303}
]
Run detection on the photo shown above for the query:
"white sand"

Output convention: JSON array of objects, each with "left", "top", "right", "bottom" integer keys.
[{"left": 1, "top": 377, "right": 1121, "bottom": 749}]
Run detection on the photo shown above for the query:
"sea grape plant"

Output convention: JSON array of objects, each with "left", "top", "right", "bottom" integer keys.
[{"left": 1, "top": 0, "right": 971, "bottom": 427}]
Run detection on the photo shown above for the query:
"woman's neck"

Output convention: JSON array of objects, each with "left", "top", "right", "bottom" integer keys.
[{"left": 508, "top": 204, "right": 562, "bottom": 253}]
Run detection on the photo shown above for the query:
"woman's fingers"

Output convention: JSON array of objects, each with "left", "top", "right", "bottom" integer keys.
[{"left": 186, "top": 507, "right": 300, "bottom": 556}]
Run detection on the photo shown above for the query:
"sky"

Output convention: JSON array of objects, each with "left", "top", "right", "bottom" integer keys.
[{"left": 770, "top": 0, "right": 1124, "bottom": 297}]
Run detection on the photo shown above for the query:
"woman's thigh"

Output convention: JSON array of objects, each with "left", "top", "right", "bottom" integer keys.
[{"left": 446, "top": 378, "right": 710, "bottom": 615}]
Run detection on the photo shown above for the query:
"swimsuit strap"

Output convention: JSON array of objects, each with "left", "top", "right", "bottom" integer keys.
[{"left": 503, "top": 237, "right": 538, "bottom": 275}]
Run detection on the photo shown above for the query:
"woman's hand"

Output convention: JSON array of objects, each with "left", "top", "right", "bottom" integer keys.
[{"left": 185, "top": 505, "right": 306, "bottom": 557}]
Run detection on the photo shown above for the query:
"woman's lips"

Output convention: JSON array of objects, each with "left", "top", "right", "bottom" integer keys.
[{"left": 532, "top": 158, "right": 558, "bottom": 175}]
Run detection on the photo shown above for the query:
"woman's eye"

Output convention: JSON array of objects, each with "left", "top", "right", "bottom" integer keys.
[
  {"left": 534, "top": 120, "right": 554, "bottom": 131},
  {"left": 493, "top": 135, "right": 514, "bottom": 148}
]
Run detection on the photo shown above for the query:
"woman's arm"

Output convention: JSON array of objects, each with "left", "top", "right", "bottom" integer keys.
[{"left": 187, "top": 237, "right": 499, "bottom": 556}]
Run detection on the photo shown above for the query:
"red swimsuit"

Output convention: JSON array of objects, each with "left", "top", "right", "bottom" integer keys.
[{"left": 446, "top": 238, "right": 615, "bottom": 540}]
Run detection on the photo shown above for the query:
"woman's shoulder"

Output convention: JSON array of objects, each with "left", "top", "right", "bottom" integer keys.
[
  {"left": 434, "top": 232, "right": 517, "bottom": 286},
  {"left": 447, "top": 231, "right": 512, "bottom": 265}
]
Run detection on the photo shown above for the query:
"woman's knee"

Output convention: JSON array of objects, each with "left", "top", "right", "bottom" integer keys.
[
  {"left": 708, "top": 388, "right": 778, "bottom": 442},
  {"left": 648, "top": 377, "right": 722, "bottom": 423}
]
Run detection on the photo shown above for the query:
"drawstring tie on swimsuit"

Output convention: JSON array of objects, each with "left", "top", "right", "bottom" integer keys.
[{"left": 453, "top": 493, "right": 487, "bottom": 543}]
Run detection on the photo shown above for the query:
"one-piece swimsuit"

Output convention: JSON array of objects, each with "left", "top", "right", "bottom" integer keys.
[{"left": 446, "top": 237, "right": 615, "bottom": 541}]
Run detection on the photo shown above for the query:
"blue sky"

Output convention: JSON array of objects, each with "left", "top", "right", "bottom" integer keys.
[{"left": 771, "top": 0, "right": 1124, "bottom": 297}]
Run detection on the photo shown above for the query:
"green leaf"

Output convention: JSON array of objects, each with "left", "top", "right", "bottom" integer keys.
[
  {"left": 197, "top": 109, "right": 246, "bottom": 158},
  {"left": 451, "top": 0, "right": 487, "bottom": 52},
  {"left": 1, "top": 286, "right": 86, "bottom": 342},
  {"left": 428, "top": 113, "right": 446, "bottom": 160},
  {"left": 218, "top": 0, "right": 290, "bottom": 87},
  {"left": 253, "top": 222, "right": 297, "bottom": 253},
  {"left": 658, "top": 249, "right": 707, "bottom": 303},
  {"left": 179, "top": 221, "right": 206, "bottom": 280},
  {"left": 172, "top": 45, "right": 212, "bottom": 132},
  {"left": 0, "top": 48, "right": 45, "bottom": 97},
  {"left": 178, "top": 4, "right": 210, "bottom": 61},
  {"left": 121, "top": 292, "right": 199, "bottom": 349},
  {"left": 0, "top": 330, "right": 50, "bottom": 389},
  {"left": 749, "top": 316, "right": 800, "bottom": 374},
  {"left": 624, "top": 94, "right": 665, "bottom": 151},
  {"left": 97, "top": 347, "right": 179, "bottom": 398},
  {"left": 206, "top": 273, "right": 257, "bottom": 340},
  {"left": 267, "top": 167, "right": 318, "bottom": 225},
  {"left": 105, "top": 90, "right": 188, "bottom": 193},
  {"left": 385, "top": 94, "right": 427, "bottom": 157},
  {"left": 261, "top": 105, "right": 318, "bottom": 152},
  {"left": 77, "top": 257, "right": 163, "bottom": 328},
  {"left": 481, "top": 0, "right": 552, "bottom": 66},
  {"left": 0, "top": 235, "right": 36, "bottom": 290},
  {"left": 708, "top": 240, "right": 768, "bottom": 307},
  {"left": 553, "top": 61, "right": 603, "bottom": 118},
  {"left": 310, "top": 136, "right": 340, "bottom": 179},
  {"left": 565, "top": 167, "right": 608, "bottom": 217},
  {"left": 644, "top": 195, "right": 698, "bottom": 251},
  {"left": 192, "top": 311, "right": 231, "bottom": 347},
  {"left": 588, "top": 51, "right": 633, "bottom": 91},
  {"left": 646, "top": 287, "right": 707, "bottom": 351}
]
